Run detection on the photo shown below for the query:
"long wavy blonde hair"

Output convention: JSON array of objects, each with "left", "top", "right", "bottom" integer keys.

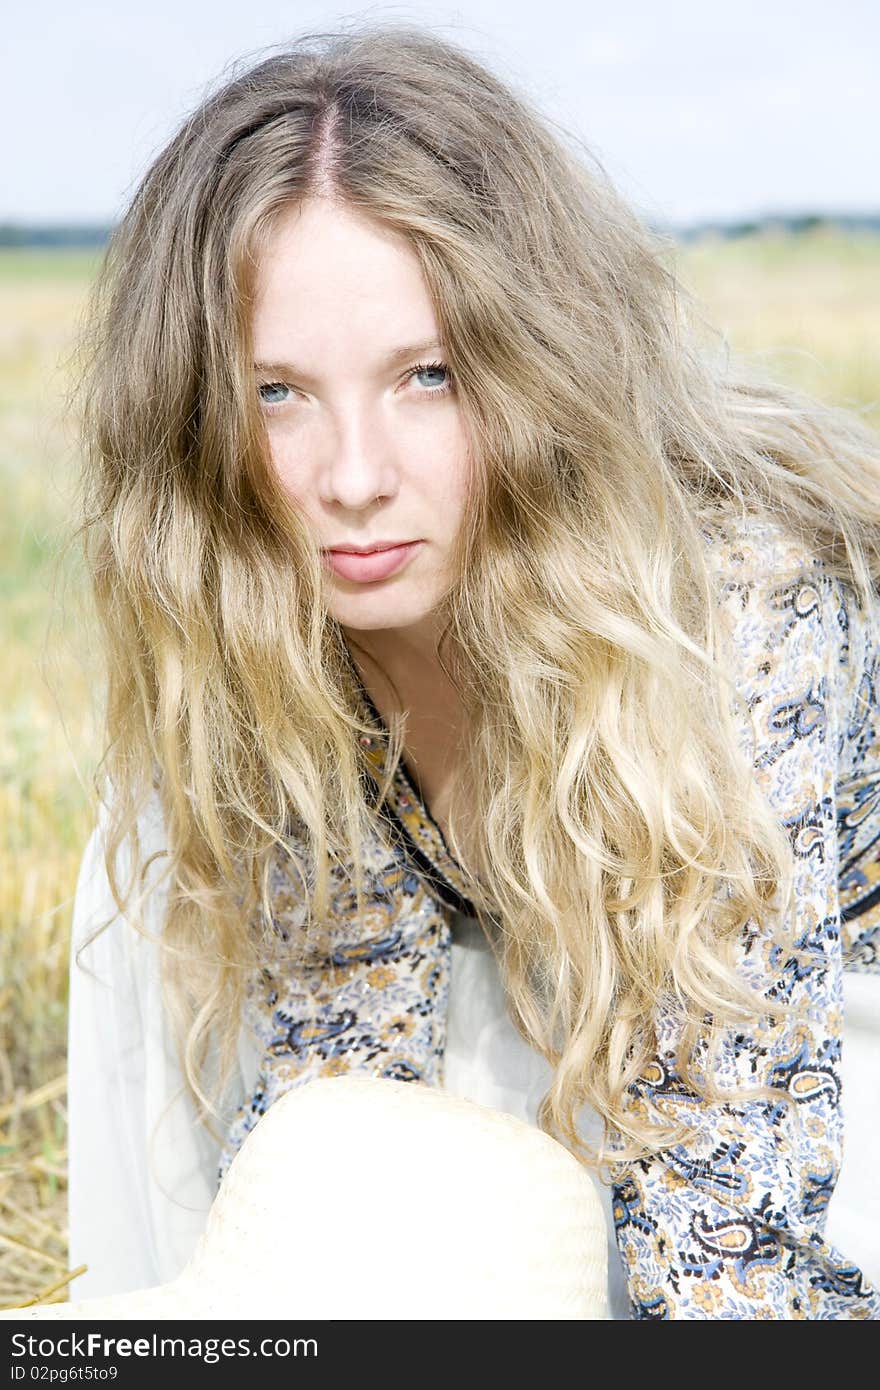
[{"left": 74, "top": 23, "right": 880, "bottom": 1164}]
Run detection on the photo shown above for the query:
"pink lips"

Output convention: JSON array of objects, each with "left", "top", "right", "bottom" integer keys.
[{"left": 324, "top": 541, "right": 423, "bottom": 583}]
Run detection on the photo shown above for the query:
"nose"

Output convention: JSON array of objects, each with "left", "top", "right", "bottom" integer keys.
[{"left": 317, "top": 400, "right": 398, "bottom": 511}]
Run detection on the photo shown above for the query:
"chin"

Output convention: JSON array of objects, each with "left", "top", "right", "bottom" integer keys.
[{"left": 332, "top": 583, "right": 430, "bottom": 612}]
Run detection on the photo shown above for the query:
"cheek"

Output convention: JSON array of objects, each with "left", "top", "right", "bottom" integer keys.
[
  {"left": 416, "top": 412, "right": 471, "bottom": 497},
  {"left": 444, "top": 432, "right": 473, "bottom": 514},
  {"left": 264, "top": 420, "right": 314, "bottom": 497}
]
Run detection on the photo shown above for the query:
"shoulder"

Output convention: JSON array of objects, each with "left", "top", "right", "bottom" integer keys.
[
  {"left": 699, "top": 508, "right": 832, "bottom": 595},
  {"left": 698, "top": 510, "right": 837, "bottom": 680},
  {"left": 697, "top": 508, "right": 874, "bottom": 683},
  {"left": 698, "top": 507, "right": 880, "bottom": 793}
]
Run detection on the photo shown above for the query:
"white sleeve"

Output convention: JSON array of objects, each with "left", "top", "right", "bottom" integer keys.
[{"left": 67, "top": 791, "right": 257, "bottom": 1297}]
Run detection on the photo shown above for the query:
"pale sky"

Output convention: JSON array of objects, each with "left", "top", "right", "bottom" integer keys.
[{"left": 4, "top": 0, "right": 878, "bottom": 227}]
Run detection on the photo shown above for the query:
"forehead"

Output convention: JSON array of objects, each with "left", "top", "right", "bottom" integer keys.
[{"left": 251, "top": 198, "right": 439, "bottom": 356}]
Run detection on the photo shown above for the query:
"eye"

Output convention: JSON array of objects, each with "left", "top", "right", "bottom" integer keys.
[
  {"left": 257, "top": 381, "right": 294, "bottom": 409},
  {"left": 405, "top": 361, "right": 453, "bottom": 395}
]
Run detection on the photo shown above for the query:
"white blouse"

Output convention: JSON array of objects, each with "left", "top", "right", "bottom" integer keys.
[
  {"left": 66, "top": 791, "right": 625, "bottom": 1308},
  {"left": 67, "top": 791, "right": 879, "bottom": 1316}
]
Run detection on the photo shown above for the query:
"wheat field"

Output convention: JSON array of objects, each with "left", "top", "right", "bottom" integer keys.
[{"left": 1, "top": 227, "right": 878, "bottom": 1307}]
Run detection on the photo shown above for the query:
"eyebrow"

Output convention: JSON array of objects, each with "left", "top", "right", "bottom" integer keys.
[{"left": 253, "top": 340, "right": 445, "bottom": 379}]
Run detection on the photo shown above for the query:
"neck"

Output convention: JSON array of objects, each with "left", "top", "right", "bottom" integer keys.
[{"left": 342, "top": 619, "right": 451, "bottom": 692}]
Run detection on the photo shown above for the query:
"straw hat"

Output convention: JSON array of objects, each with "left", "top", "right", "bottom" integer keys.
[{"left": 4, "top": 1076, "right": 609, "bottom": 1320}]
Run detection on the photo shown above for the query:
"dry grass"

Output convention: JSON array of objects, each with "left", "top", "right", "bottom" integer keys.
[
  {"left": 677, "top": 226, "right": 880, "bottom": 417},
  {"left": 1, "top": 227, "right": 878, "bottom": 1308},
  {"left": 0, "top": 249, "right": 102, "bottom": 1309}
]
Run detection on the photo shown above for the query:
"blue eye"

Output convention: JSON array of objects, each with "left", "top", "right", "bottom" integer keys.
[
  {"left": 258, "top": 382, "right": 291, "bottom": 406},
  {"left": 409, "top": 361, "right": 451, "bottom": 393}
]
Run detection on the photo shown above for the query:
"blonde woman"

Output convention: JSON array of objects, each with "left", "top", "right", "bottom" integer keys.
[{"left": 67, "top": 25, "right": 880, "bottom": 1319}]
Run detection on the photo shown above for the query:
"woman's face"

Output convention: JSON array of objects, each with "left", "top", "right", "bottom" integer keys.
[{"left": 251, "top": 197, "right": 470, "bottom": 661}]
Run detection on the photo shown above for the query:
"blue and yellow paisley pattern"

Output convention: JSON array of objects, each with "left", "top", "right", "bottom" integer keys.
[
  {"left": 217, "top": 844, "right": 453, "bottom": 1177},
  {"left": 220, "top": 511, "right": 880, "bottom": 1319},
  {"left": 611, "top": 515, "right": 880, "bottom": 1318}
]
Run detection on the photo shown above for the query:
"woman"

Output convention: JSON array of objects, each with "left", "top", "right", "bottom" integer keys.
[{"left": 68, "top": 24, "right": 880, "bottom": 1318}]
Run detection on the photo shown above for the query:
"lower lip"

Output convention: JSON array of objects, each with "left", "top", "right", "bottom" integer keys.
[{"left": 324, "top": 541, "right": 423, "bottom": 583}]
